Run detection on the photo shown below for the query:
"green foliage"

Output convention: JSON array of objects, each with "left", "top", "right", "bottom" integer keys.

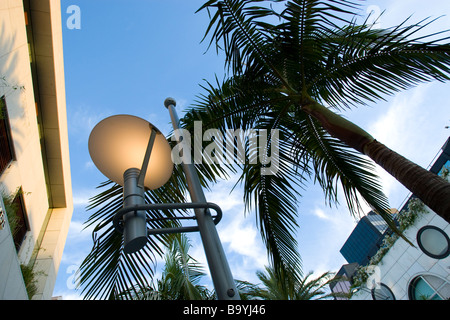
[
  {"left": 0, "top": 76, "right": 24, "bottom": 119},
  {"left": 239, "top": 265, "right": 340, "bottom": 300},
  {"left": 2, "top": 190, "right": 42, "bottom": 299},
  {"left": 153, "top": 233, "right": 213, "bottom": 300},
  {"left": 397, "top": 198, "right": 427, "bottom": 231},
  {"left": 78, "top": 181, "right": 178, "bottom": 300},
  {"left": 20, "top": 264, "right": 41, "bottom": 299},
  {"left": 118, "top": 235, "right": 339, "bottom": 301},
  {"left": 2, "top": 188, "right": 30, "bottom": 242},
  {"left": 2, "top": 192, "right": 21, "bottom": 238},
  {"left": 351, "top": 198, "right": 428, "bottom": 292},
  {"left": 117, "top": 234, "right": 214, "bottom": 300},
  {"left": 183, "top": 0, "right": 450, "bottom": 276}
]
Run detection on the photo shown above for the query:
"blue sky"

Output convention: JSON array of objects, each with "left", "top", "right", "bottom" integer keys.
[{"left": 53, "top": 0, "right": 450, "bottom": 299}]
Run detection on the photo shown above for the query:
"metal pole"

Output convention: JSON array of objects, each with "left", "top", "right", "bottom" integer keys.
[
  {"left": 122, "top": 168, "right": 147, "bottom": 254},
  {"left": 164, "top": 97, "right": 240, "bottom": 300},
  {"left": 122, "top": 125, "right": 157, "bottom": 254}
]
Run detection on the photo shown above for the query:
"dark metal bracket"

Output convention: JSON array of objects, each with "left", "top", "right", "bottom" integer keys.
[{"left": 113, "top": 202, "right": 222, "bottom": 236}]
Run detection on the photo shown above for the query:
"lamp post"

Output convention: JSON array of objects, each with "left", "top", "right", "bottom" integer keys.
[
  {"left": 88, "top": 103, "right": 240, "bottom": 300},
  {"left": 164, "top": 97, "right": 239, "bottom": 300},
  {"left": 88, "top": 115, "right": 173, "bottom": 254}
]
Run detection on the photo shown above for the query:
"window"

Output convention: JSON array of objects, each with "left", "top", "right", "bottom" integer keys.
[
  {"left": 0, "top": 96, "right": 15, "bottom": 174},
  {"left": 417, "top": 225, "right": 450, "bottom": 259},
  {"left": 409, "top": 275, "right": 450, "bottom": 300},
  {"left": 371, "top": 283, "right": 396, "bottom": 300},
  {"left": 5, "top": 189, "right": 29, "bottom": 251}
]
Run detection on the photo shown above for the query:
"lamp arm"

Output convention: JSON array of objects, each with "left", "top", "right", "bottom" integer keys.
[
  {"left": 113, "top": 202, "right": 223, "bottom": 234},
  {"left": 137, "top": 126, "right": 157, "bottom": 188}
]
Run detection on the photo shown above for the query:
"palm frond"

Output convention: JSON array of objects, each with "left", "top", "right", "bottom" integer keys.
[
  {"left": 184, "top": 80, "right": 306, "bottom": 275},
  {"left": 294, "top": 270, "right": 336, "bottom": 300},
  {"left": 288, "top": 112, "right": 407, "bottom": 241},
  {"left": 183, "top": 71, "right": 397, "bottom": 275},
  {"left": 184, "top": 75, "right": 292, "bottom": 132},
  {"left": 309, "top": 16, "right": 450, "bottom": 108},
  {"left": 253, "top": 264, "right": 334, "bottom": 300},
  {"left": 115, "top": 233, "right": 213, "bottom": 300},
  {"left": 239, "top": 120, "right": 307, "bottom": 274},
  {"left": 158, "top": 233, "right": 208, "bottom": 300},
  {"left": 295, "top": 113, "right": 390, "bottom": 217},
  {"left": 198, "top": 0, "right": 279, "bottom": 73},
  {"left": 78, "top": 183, "right": 184, "bottom": 299}
]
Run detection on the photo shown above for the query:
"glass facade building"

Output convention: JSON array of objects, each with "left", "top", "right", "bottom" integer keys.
[{"left": 339, "top": 211, "right": 392, "bottom": 266}]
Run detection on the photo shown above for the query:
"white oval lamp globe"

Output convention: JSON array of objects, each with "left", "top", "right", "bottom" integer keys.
[{"left": 88, "top": 114, "right": 173, "bottom": 189}]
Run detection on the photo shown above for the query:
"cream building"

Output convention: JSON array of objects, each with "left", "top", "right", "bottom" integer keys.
[
  {"left": 350, "top": 201, "right": 450, "bottom": 300},
  {"left": 0, "top": 0, "right": 73, "bottom": 299}
]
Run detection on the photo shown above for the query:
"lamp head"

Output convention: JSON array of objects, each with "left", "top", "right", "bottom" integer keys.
[
  {"left": 88, "top": 115, "right": 173, "bottom": 189},
  {"left": 164, "top": 97, "right": 176, "bottom": 108}
]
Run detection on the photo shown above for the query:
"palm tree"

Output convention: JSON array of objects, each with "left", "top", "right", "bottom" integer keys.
[
  {"left": 154, "top": 233, "right": 213, "bottom": 300},
  {"left": 117, "top": 233, "right": 213, "bottom": 300},
  {"left": 117, "top": 235, "right": 336, "bottom": 301},
  {"left": 179, "top": 0, "right": 450, "bottom": 274},
  {"left": 238, "top": 265, "right": 338, "bottom": 300}
]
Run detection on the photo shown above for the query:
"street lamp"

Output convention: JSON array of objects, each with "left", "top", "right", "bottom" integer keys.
[
  {"left": 88, "top": 114, "right": 173, "bottom": 190},
  {"left": 88, "top": 100, "right": 240, "bottom": 300},
  {"left": 88, "top": 115, "right": 173, "bottom": 254}
]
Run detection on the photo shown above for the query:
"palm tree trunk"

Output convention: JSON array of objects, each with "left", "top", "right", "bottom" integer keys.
[
  {"left": 303, "top": 101, "right": 450, "bottom": 222},
  {"left": 364, "top": 140, "right": 450, "bottom": 221}
]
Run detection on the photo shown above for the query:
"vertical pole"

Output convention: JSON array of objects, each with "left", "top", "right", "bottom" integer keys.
[
  {"left": 164, "top": 98, "right": 240, "bottom": 300},
  {"left": 123, "top": 125, "right": 156, "bottom": 254},
  {"left": 122, "top": 168, "right": 147, "bottom": 254}
]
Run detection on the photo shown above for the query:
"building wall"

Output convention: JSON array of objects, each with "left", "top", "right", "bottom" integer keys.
[
  {"left": 0, "top": 196, "right": 28, "bottom": 299},
  {"left": 351, "top": 204, "right": 450, "bottom": 300},
  {"left": 340, "top": 216, "right": 384, "bottom": 266},
  {"left": 0, "top": 0, "right": 72, "bottom": 300}
]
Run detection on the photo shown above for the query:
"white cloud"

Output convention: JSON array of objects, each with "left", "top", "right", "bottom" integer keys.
[
  {"left": 180, "top": 174, "right": 268, "bottom": 285},
  {"left": 206, "top": 189, "right": 241, "bottom": 213},
  {"left": 72, "top": 194, "right": 90, "bottom": 208},
  {"left": 366, "top": 85, "right": 429, "bottom": 199},
  {"left": 378, "top": 0, "right": 450, "bottom": 38},
  {"left": 312, "top": 208, "right": 332, "bottom": 221},
  {"left": 72, "top": 187, "right": 100, "bottom": 208},
  {"left": 60, "top": 220, "right": 94, "bottom": 265},
  {"left": 67, "top": 103, "right": 112, "bottom": 144},
  {"left": 84, "top": 161, "right": 95, "bottom": 169},
  {"left": 366, "top": 82, "right": 449, "bottom": 207},
  {"left": 219, "top": 212, "right": 267, "bottom": 269},
  {"left": 300, "top": 203, "right": 357, "bottom": 276},
  {"left": 206, "top": 176, "right": 268, "bottom": 269},
  {"left": 368, "top": 85, "right": 429, "bottom": 156},
  {"left": 66, "top": 220, "right": 93, "bottom": 241},
  {"left": 189, "top": 214, "right": 267, "bottom": 286}
]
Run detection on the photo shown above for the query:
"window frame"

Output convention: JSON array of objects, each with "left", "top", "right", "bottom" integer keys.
[
  {"left": 408, "top": 274, "right": 450, "bottom": 300},
  {"left": 0, "top": 95, "right": 16, "bottom": 175},
  {"left": 417, "top": 225, "right": 450, "bottom": 259},
  {"left": 371, "top": 283, "right": 396, "bottom": 300}
]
